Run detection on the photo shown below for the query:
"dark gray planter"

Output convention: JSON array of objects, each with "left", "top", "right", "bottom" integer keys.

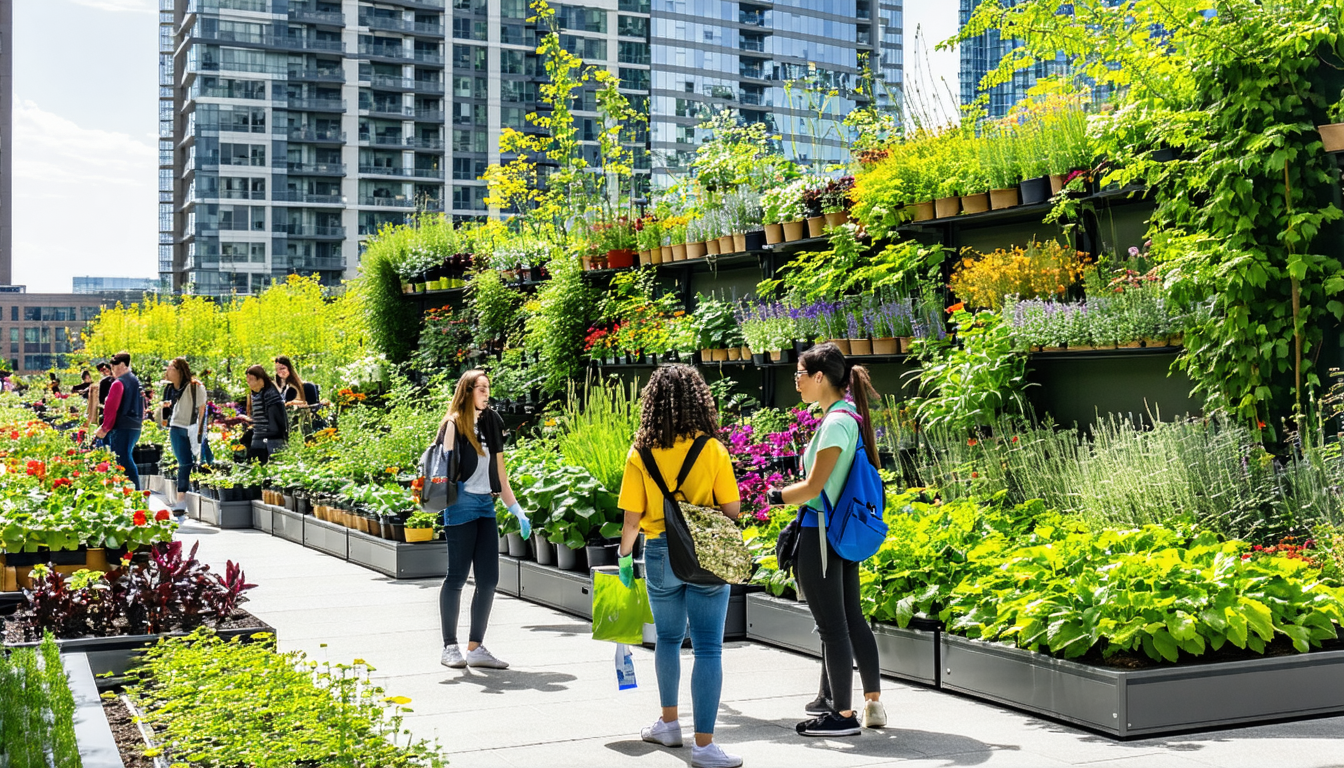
[
  {"left": 498, "top": 555, "right": 522, "bottom": 597},
  {"left": 198, "top": 496, "right": 253, "bottom": 529},
  {"left": 745, "top": 592, "right": 820, "bottom": 656},
  {"left": 6, "top": 620, "right": 274, "bottom": 690},
  {"left": 872, "top": 619, "right": 940, "bottom": 687},
  {"left": 303, "top": 515, "right": 349, "bottom": 560},
  {"left": 250, "top": 500, "right": 274, "bottom": 533},
  {"left": 940, "top": 633, "right": 1344, "bottom": 738},
  {"left": 533, "top": 535, "right": 556, "bottom": 566},
  {"left": 518, "top": 561, "right": 592, "bottom": 619},
  {"left": 272, "top": 505, "right": 305, "bottom": 544},
  {"left": 506, "top": 532, "right": 530, "bottom": 558},
  {"left": 63, "top": 653, "right": 125, "bottom": 768},
  {"left": 346, "top": 529, "right": 447, "bottom": 579}
]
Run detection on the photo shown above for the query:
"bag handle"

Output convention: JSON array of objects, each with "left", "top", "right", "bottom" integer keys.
[{"left": 638, "top": 435, "right": 711, "bottom": 501}]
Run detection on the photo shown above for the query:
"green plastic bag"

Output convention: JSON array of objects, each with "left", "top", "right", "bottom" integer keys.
[{"left": 592, "top": 571, "right": 655, "bottom": 644}]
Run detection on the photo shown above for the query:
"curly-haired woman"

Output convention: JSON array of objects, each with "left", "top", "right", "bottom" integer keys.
[
  {"left": 766, "top": 342, "right": 884, "bottom": 737},
  {"left": 616, "top": 365, "right": 743, "bottom": 768}
]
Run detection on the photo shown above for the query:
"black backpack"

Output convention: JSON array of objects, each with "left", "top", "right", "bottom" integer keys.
[{"left": 637, "top": 435, "right": 724, "bottom": 586}]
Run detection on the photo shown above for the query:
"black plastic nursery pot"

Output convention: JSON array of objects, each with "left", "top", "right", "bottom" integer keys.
[
  {"left": 533, "top": 535, "right": 556, "bottom": 566},
  {"left": 506, "top": 532, "right": 531, "bottom": 558},
  {"left": 743, "top": 230, "right": 766, "bottom": 251},
  {"left": 585, "top": 540, "right": 619, "bottom": 568},
  {"left": 555, "top": 543, "right": 587, "bottom": 572},
  {"left": 1019, "top": 175, "right": 1052, "bottom": 205}
]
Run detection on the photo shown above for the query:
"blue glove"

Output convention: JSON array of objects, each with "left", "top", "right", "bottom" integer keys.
[
  {"left": 507, "top": 502, "right": 531, "bottom": 540},
  {"left": 618, "top": 552, "right": 634, "bottom": 589}
]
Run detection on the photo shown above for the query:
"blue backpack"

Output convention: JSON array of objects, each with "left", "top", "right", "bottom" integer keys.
[{"left": 820, "top": 411, "right": 887, "bottom": 562}]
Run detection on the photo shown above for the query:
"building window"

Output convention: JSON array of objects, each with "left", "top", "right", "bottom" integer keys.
[
  {"left": 220, "top": 142, "right": 266, "bottom": 166},
  {"left": 619, "top": 41, "right": 649, "bottom": 65},
  {"left": 619, "top": 68, "right": 650, "bottom": 91},
  {"left": 618, "top": 15, "right": 648, "bottom": 38},
  {"left": 452, "top": 18, "right": 487, "bottom": 41}
]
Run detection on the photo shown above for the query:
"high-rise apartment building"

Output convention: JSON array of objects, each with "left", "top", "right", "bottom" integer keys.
[
  {"left": 162, "top": 0, "right": 898, "bottom": 295},
  {"left": 650, "top": 0, "right": 902, "bottom": 178},
  {"left": 1, "top": 0, "right": 13, "bottom": 287}
]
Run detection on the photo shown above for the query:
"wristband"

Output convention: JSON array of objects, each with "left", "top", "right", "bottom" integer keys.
[{"left": 767, "top": 488, "right": 784, "bottom": 505}]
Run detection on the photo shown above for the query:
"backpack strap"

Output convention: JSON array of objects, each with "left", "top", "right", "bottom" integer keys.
[{"left": 638, "top": 434, "right": 711, "bottom": 501}]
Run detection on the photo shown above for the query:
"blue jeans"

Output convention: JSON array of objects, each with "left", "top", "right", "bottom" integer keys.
[
  {"left": 108, "top": 428, "right": 141, "bottom": 490},
  {"left": 440, "top": 484, "right": 496, "bottom": 527},
  {"left": 169, "top": 426, "right": 195, "bottom": 494},
  {"left": 644, "top": 537, "right": 730, "bottom": 735},
  {"left": 200, "top": 435, "right": 214, "bottom": 466}
]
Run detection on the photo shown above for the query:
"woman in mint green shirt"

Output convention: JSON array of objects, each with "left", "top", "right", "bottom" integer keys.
[{"left": 766, "top": 342, "right": 885, "bottom": 738}]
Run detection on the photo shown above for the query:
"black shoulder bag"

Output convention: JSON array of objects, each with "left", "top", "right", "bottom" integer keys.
[{"left": 638, "top": 435, "right": 724, "bottom": 586}]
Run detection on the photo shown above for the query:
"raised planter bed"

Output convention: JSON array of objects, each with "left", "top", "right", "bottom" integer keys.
[
  {"left": 251, "top": 500, "right": 274, "bottom": 533},
  {"left": 303, "top": 514, "right": 350, "bottom": 560},
  {"left": 63, "top": 652, "right": 127, "bottom": 768},
  {"left": 939, "top": 633, "right": 1344, "bottom": 738},
  {"left": 873, "top": 618, "right": 941, "bottom": 687},
  {"left": 498, "top": 555, "right": 522, "bottom": 597},
  {"left": 745, "top": 592, "right": 820, "bottom": 656},
  {"left": 346, "top": 529, "right": 446, "bottom": 579},
  {"left": 197, "top": 495, "right": 253, "bottom": 529},
  {"left": 272, "top": 505, "right": 306, "bottom": 545},
  {"left": 518, "top": 561, "right": 592, "bottom": 619},
  {"left": 5, "top": 615, "right": 275, "bottom": 690}
]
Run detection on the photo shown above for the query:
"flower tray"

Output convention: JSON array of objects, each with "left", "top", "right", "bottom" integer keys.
[{"left": 940, "top": 633, "right": 1344, "bottom": 738}]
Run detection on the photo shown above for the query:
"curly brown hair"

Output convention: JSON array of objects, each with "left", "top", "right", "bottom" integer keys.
[{"left": 633, "top": 364, "right": 720, "bottom": 450}]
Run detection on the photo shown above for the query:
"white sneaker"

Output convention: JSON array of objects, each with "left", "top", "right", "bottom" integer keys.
[
  {"left": 465, "top": 645, "right": 509, "bottom": 669},
  {"left": 641, "top": 717, "right": 683, "bottom": 747},
  {"left": 862, "top": 699, "right": 887, "bottom": 729},
  {"left": 440, "top": 644, "right": 466, "bottom": 669},
  {"left": 691, "top": 742, "right": 742, "bottom": 768}
]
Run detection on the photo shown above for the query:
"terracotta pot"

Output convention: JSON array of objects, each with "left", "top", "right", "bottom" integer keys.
[
  {"left": 806, "top": 216, "right": 825, "bottom": 238},
  {"left": 849, "top": 338, "right": 873, "bottom": 356},
  {"left": 989, "top": 187, "right": 1020, "bottom": 210},
  {"left": 1049, "top": 174, "right": 1067, "bottom": 195},
  {"left": 717, "top": 235, "right": 734, "bottom": 254},
  {"left": 961, "top": 193, "right": 990, "bottom": 214},
  {"left": 829, "top": 338, "right": 851, "bottom": 355},
  {"left": 726, "top": 347, "right": 741, "bottom": 361},
  {"left": 660, "top": 245, "right": 673, "bottom": 262},
  {"left": 910, "top": 202, "right": 935, "bottom": 221},
  {"left": 686, "top": 240, "right": 706, "bottom": 259},
  {"left": 711, "top": 348, "right": 730, "bottom": 362},
  {"left": 1320, "top": 123, "right": 1344, "bottom": 152},
  {"left": 650, "top": 248, "right": 664, "bottom": 265},
  {"left": 824, "top": 211, "right": 849, "bottom": 228},
  {"left": 782, "top": 220, "right": 806, "bottom": 241},
  {"left": 740, "top": 345, "right": 751, "bottom": 359},
  {"left": 934, "top": 196, "right": 960, "bottom": 219},
  {"left": 899, "top": 337, "right": 913, "bottom": 353},
  {"left": 405, "top": 527, "right": 435, "bottom": 543},
  {"left": 706, "top": 237, "right": 721, "bottom": 255},
  {"left": 638, "top": 249, "right": 652, "bottom": 266},
  {"left": 701, "top": 348, "right": 714, "bottom": 362},
  {"left": 607, "top": 248, "right": 636, "bottom": 269},
  {"left": 768, "top": 349, "right": 788, "bottom": 362},
  {"left": 668, "top": 243, "right": 683, "bottom": 261},
  {"left": 872, "top": 337, "right": 899, "bottom": 355},
  {"left": 732, "top": 232, "right": 747, "bottom": 252},
  {"left": 764, "top": 223, "right": 784, "bottom": 244}
]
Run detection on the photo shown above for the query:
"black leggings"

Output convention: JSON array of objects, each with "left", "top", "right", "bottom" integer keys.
[
  {"left": 439, "top": 516, "right": 500, "bottom": 646},
  {"left": 795, "top": 526, "right": 881, "bottom": 713}
]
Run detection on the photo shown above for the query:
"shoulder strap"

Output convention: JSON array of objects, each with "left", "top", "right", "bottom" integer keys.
[
  {"left": 637, "top": 445, "right": 673, "bottom": 499},
  {"left": 638, "top": 435, "right": 712, "bottom": 501},
  {"left": 675, "top": 435, "right": 712, "bottom": 491}
]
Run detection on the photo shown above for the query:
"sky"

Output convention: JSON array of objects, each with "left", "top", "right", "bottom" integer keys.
[{"left": 6, "top": 0, "right": 961, "bottom": 295}]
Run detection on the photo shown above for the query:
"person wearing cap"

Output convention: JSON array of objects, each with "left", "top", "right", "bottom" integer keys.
[{"left": 93, "top": 352, "right": 145, "bottom": 489}]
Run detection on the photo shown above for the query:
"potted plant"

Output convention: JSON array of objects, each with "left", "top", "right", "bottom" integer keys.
[
  {"left": 1319, "top": 93, "right": 1344, "bottom": 152},
  {"left": 803, "top": 183, "right": 827, "bottom": 237},
  {"left": 981, "top": 121, "right": 1023, "bottom": 210},
  {"left": 772, "top": 179, "right": 809, "bottom": 241},
  {"left": 694, "top": 293, "right": 743, "bottom": 361},
  {"left": 636, "top": 216, "right": 663, "bottom": 265},
  {"left": 872, "top": 298, "right": 913, "bottom": 355},
  {"left": 847, "top": 306, "right": 872, "bottom": 356},
  {"left": 822, "top": 176, "right": 855, "bottom": 227},
  {"left": 686, "top": 217, "right": 709, "bottom": 260},
  {"left": 404, "top": 511, "right": 438, "bottom": 543},
  {"left": 601, "top": 218, "right": 638, "bottom": 269},
  {"left": 820, "top": 301, "right": 851, "bottom": 355}
]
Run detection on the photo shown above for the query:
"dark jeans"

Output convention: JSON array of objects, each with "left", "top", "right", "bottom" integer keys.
[
  {"left": 248, "top": 438, "right": 285, "bottom": 465},
  {"left": 169, "top": 426, "right": 195, "bottom": 494},
  {"left": 439, "top": 514, "right": 500, "bottom": 646},
  {"left": 795, "top": 526, "right": 881, "bottom": 713},
  {"left": 108, "top": 428, "right": 141, "bottom": 490}
]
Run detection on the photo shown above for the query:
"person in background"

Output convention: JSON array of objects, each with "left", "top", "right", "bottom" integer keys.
[
  {"left": 616, "top": 364, "right": 743, "bottom": 768},
  {"left": 436, "top": 369, "right": 528, "bottom": 671},
  {"left": 71, "top": 370, "right": 93, "bottom": 398},
  {"left": 0, "top": 370, "right": 14, "bottom": 393},
  {"left": 93, "top": 352, "right": 145, "bottom": 490},
  {"left": 160, "top": 358, "right": 208, "bottom": 517},
  {"left": 47, "top": 372, "right": 61, "bottom": 395},
  {"left": 765, "top": 342, "right": 885, "bottom": 737},
  {"left": 86, "top": 361, "right": 114, "bottom": 446},
  {"left": 242, "top": 365, "right": 287, "bottom": 464},
  {"left": 274, "top": 356, "right": 319, "bottom": 406}
]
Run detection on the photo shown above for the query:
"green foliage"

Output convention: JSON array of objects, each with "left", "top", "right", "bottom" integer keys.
[
  {"left": 468, "top": 268, "right": 523, "bottom": 348},
  {"left": 761, "top": 227, "right": 945, "bottom": 301},
  {"left": 353, "top": 225, "right": 422, "bottom": 367},
  {"left": 509, "top": 448, "right": 622, "bottom": 548},
  {"left": 123, "top": 629, "right": 445, "bottom": 767},
  {"left": 908, "top": 308, "right": 1031, "bottom": 431},
  {"left": 526, "top": 252, "right": 592, "bottom": 394},
  {"left": 0, "top": 634, "right": 80, "bottom": 768},
  {"left": 555, "top": 380, "right": 640, "bottom": 493},
  {"left": 691, "top": 293, "right": 744, "bottom": 349}
]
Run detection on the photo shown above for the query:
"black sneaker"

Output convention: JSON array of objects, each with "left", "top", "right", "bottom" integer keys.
[
  {"left": 804, "top": 696, "right": 833, "bottom": 716},
  {"left": 797, "top": 712, "right": 862, "bottom": 737}
]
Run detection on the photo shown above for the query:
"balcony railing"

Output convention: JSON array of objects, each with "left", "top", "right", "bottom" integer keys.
[
  {"left": 381, "top": 0, "right": 445, "bottom": 9},
  {"left": 283, "top": 128, "right": 346, "bottom": 143},
  {"left": 369, "top": 74, "right": 414, "bottom": 90},
  {"left": 359, "top": 195, "right": 415, "bottom": 207},
  {"left": 740, "top": 90, "right": 766, "bottom": 106},
  {"left": 291, "top": 256, "right": 347, "bottom": 270},
  {"left": 412, "top": 79, "right": 446, "bottom": 94},
  {"left": 279, "top": 224, "right": 347, "bottom": 238},
  {"left": 414, "top": 22, "right": 444, "bottom": 35},
  {"left": 190, "top": 0, "right": 270, "bottom": 12},
  {"left": 359, "top": 44, "right": 411, "bottom": 60},
  {"left": 287, "top": 97, "right": 346, "bottom": 112},
  {"left": 414, "top": 109, "right": 445, "bottom": 122},
  {"left": 361, "top": 103, "right": 416, "bottom": 118},
  {"left": 287, "top": 68, "right": 346, "bottom": 83},
  {"left": 358, "top": 165, "right": 445, "bottom": 179},
  {"left": 739, "top": 38, "right": 765, "bottom": 53},
  {"left": 359, "top": 132, "right": 405, "bottom": 146},
  {"left": 408, "top": 137, "right": 445, "bottom": 150},
  {"left": 194, "top": 29, "right": 345, "bottom": 53},
  {"left": 273, "top": 190, "right": 344, "bottom": 204},
  {"left": 414, "top": 51, "right": 445, "bottom": 65},
  {"left": 286, "top": 162, "right": 346, "bottom": 175},
  {"left": 289, "top": 7, "right": 345, "bottom": 25},
  {"left": 360, "top": 15, "right": 415, "bottom": 33}
]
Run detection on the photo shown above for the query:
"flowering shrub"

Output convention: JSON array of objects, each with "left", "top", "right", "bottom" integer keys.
[
  {"left": 415, "top": 305, "right": 472, "bottom": 372},
  {"left": 950, "top": 240, "right": 1090, "bottom": 311},
  {"left": 724, "top": 406, "right": 819, "bottom": 521}
]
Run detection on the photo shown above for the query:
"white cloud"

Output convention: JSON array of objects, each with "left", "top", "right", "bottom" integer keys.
[
  {"left": 69, "top": 0, "right": 156, "bottom": 13},
  {"left": 11, "top": 100, "right": 159, "bottom": 292}
]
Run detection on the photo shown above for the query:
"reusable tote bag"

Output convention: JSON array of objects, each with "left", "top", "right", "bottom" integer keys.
[{"left": 591, "top": 570, "right": 654, "bottom": 645}]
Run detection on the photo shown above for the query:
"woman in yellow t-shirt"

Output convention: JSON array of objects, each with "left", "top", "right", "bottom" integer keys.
[{"left": 616, "top": 365, "right": 743, "bottom": 768}]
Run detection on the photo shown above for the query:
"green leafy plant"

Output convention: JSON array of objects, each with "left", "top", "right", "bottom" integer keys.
[{"left": 908, "top": 307, "right": 1031, "bottom": 431}]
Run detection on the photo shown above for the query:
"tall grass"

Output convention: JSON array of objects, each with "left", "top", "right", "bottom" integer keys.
[{"left": 557, "top": 379, "right": 641, "bottom": 493}]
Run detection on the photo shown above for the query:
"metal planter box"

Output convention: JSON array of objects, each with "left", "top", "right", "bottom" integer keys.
[
  {"left": 518, "top": 561, "right": 592, "bottom": 619},
  {"left": 498, "top": 555, "right": 522, "bottom": 597},
  {"left": 745, "top": 592, "right": 820, "bottom": 657},
  {"left": 198, "top": 496, "right": 253, "bottom": 529},
  {"left": 873, "top": 619, "right": 940, "bottom": 687},
  {"left": 725, "top": 590, "right": 747, "bottom": 640},
  {"left": 251, "top": 500, "right": 274, "bottom": 533},
  {"left": 272, "top": 506, "right": 306, "bottom": 544},
  {"left": 64, "top": 653, "right": 126, "bottom": 768},
  {"left": 346, "top": 529, "right": 447, "bottom": 579},
  {"left": 940, "top": 633, "right": 1344, "bottom": 738},
  {"left": 303, "top": 515, "right": 349, "bottom": 560},
  {"left": 6, "top": 621, "right": 274, "bottom": 690}
]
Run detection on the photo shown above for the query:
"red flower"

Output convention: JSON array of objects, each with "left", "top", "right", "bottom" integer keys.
[
  {"left": 66, "top": 449, "right": 76, "bottom": 456},
  {"left": 123, "top": 487, "right": 133, "bottom": 496},
  {"left": 96, "top": 461, "right": 109, "bottom": 473},
  {"left": 971, "top": 471, "right": 980, "bottom": 479},
  {"left": 132, "top": 510, "right": 148, "bottom": 526},
  {"left": 1011, "top": 436, "right": 1019, "bottom": 443},
  {"left": 71, "top": 471, "right": 80, "bottom": 478},
  {"left": 143, "top": 490, "right": 152, "bottom": 497},
  {"left": 1257, "top": 420, "right": 1266, "bottom": 429},
  {"left": 51, "top": 477, "right": 72, "bottom": 489},
  {"left": 967, "top": 439, "right": 978, "bottom": 447},
  {"left": 155, "top": 509, "right": 170, "bottom": 522},
  {"left": 946, "top": 302, "right": 965, "bottom": 314}
]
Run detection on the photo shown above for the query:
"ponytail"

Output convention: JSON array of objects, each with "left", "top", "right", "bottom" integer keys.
[
  {"left": 847, "top": 364, "right": 880, "bottom": 469},
  {"left": 799, "top": 342, "right": 882, "bottom": 468}
]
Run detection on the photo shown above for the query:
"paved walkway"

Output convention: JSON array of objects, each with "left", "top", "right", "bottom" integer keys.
[{"left": 172, "top": 517, "right": 1344, "bottom": 768}]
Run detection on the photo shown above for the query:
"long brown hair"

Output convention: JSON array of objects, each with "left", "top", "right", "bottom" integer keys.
[
  {"left": 273, "top": 355, "right": 307, "bottom": 405},
  {"left": 633, "top": 364, "right": 719, "bottom": 450},
  {"left": 245, "top": 364, "right": 274, "bottom": 391},
  {"left": 439, "top": 369, "right": 488, "bottom": 456},
  {"left": 169, "top": 357, "right": 198, "bottom": 390},
  {"left": 799, "top": 342, "right": 880, "bottom": 469}
]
